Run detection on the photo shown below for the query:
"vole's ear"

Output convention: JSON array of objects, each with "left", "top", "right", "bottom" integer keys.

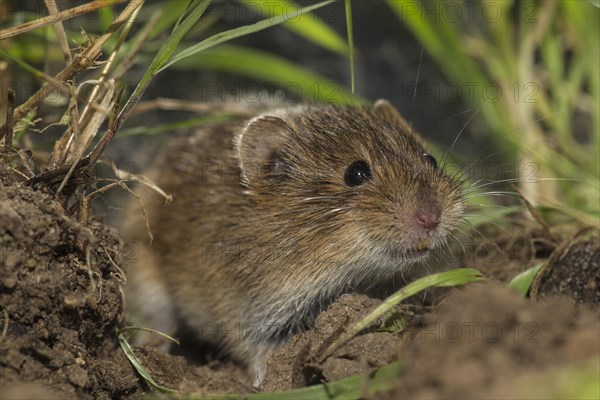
[
  {"left": 373, "top": 99, "right": 413, "bottom": 134},
  {"left": 236, "top": 115, "right": 292, "bottom": 185}
]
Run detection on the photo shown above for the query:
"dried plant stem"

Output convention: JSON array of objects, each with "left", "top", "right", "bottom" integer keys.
[
  {"left": 49, "top": 3, "right": 145, "bottom": 167},
  {"left": 28, "top": 87, "right": 121, "bottom": 191},
  {"left": 0, "top": 0, "right": 127, "bottom": 40},
  {"left": 131, "top": 97, "right": 257, "bottom": 116},
  {"left": 66, "top": 85, "right": 81, "bottom": 159},
  {"left": 2, "top": 89, "right": 15, "bottom": 156},
  {"left": 27, "top": 157, "right": 90, "bottom": 186},
  {"left": 48, "top": 83, "right": 78, "bottom": 167},
  {"left": 63, "top": 3, "right": 143, "bottom": 165},
  {"left": 43, "top": 0, "right": 72, "bottom": 64},
  {"left": 8, "top": 0, "right": 144, "bottom": 127},
  {"left": 71, "top": 82, "right": 116, "bottom": 162},
  {"left": 89, "top": 92, "right": 122, "bottom": 169},
  {"left": 111, "top": 11, "right": 161, "bottom": 81},
  {"left": 0, "top": 49, "right": 69, "bottom": 91},
  {"left": 57, "top": 83, "right": 115, "bottom": 195},
  {"left": 516, "top": 0, "right": 558, "bottom": 204}
]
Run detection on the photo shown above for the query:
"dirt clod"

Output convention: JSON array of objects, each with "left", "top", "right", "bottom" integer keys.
[
  {"left": 389, "top": 284, "right": 600, "bottom": 400},
  {"left": 263, "top": 294, "right": 403, "bottom": 392},
  {"left": 0, "top": 170, "right": 132, "bottom": 399},
  {"left": 537, "top": 234, "right": 600, "bottom": 303}
]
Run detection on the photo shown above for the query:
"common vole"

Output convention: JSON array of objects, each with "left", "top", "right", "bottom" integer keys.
[{"left": 126, "top": 100, "right": 465, "bottom": 383}]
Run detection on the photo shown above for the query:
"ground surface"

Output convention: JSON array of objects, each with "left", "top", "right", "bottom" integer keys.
[{"left": 1, "top": 166, "right": 599, "bottom": 399}]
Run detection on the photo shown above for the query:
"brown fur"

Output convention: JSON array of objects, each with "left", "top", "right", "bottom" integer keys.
[{"left": 125, "top": 100, "right": 464, "bottom": 383}]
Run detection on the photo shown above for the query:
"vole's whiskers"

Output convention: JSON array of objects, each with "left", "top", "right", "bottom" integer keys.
[
  {"left": 446, "top": 231, "right": 467, "bottom": 257},
  {"left": 462, "top": 215, "right": 511, "bottom": 237},
  {"left": 465, "top": 203, "right": 515, "bottom": 211},
  {"left": 463, "top": 179, "right": 518, "bottom": 193},
  {"left": 463, "top": 191, "right": 523, "bottom": 201},
  {"left": 411, "top": 47, "right": 424, "bottom": 135},
  {"left": 441, "top": 108, "right": 481, "bottom": 170}
]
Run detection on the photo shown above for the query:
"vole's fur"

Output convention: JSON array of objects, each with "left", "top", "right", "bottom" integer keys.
[{"left": 126, "top": 101, "right": 464, "bottom": 383}]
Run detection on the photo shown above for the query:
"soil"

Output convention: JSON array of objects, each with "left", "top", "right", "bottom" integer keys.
[
  {"left": 1, "top": 163, "right": 599, "bottom": 399},
  {"left": 389, "top": 284, "right": 600, "bottom": 400}
]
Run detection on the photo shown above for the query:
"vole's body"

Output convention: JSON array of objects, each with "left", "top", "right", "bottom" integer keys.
[{"left": 126, "top": 101, "right": 464, "bottom": 383}]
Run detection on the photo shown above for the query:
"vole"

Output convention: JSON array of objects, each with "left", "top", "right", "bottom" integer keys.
[{"left": 125, "top": 100, "right": 465, "bottom": 384}]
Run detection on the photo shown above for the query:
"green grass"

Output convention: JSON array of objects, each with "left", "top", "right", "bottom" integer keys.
[
  {"left": 319, "top": 268, "right": 485, "bottom": 361},
  {"left": 238, "top": 0, "right": 349, "bottom": 56},
  {"left": 166, "top": 44, "right": 359, "bottom": 103},
  {"left": 157, "top": 0, "right": 337, "bottom": 72},
  {"left": 507, "top": 262, "right": 544, "bottom": 297},
  {"left": 386, "top": 0, "right": 599, "bottom": 224}
]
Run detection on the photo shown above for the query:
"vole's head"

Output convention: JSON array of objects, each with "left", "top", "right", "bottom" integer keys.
[{"left": 235, "top": 100, "right": 464, "bottom": 272}]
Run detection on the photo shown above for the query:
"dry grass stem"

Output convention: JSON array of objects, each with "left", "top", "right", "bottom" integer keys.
[
  {"left": 43, "top": 0, "right": 72, "bottom": 64},
  {"left": 71, "top": 81, "right": 116, "bottom": 162},
  {"left": 514, "top": 185, "right": 558, "bottom": 243},
  {"left": 85, "top": 89, "right": 123, "bottom": 172},
  {"left": 111, "top": 12, "right": 161, "bottom": 80},
  {"left": 76, "top": 2, "right": 142, "bottom": 146},
  {"left": 56, "top": 82, "right": 115, "bottom": 195},
  {"left": 9, "top": 0, "right": 144, "bottom": 125},
  {"left": 0, "top": 0, "right": 128, "bottom": 40},
  {"left": 131, "top": 97, "right": 259, "bottom": 116},
  {"left": 104, "top": 159, "right": 172, "bottom": 206},
  {"left": 2, "top": 89, "right": 15, "bottom": 155}
]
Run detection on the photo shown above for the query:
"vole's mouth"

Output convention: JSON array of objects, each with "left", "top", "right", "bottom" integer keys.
[{"left": 386, "top": 238, "right": 433, "bottom": 261}]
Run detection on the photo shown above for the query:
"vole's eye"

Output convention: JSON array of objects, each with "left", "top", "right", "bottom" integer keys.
[
  {"left": 344, "top": 160, "right": 371, "bottom": 186},
  {"left": 423, "top": 153, "right": 438, "bottom": 169}
]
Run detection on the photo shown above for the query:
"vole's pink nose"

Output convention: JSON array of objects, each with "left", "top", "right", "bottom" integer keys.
[{"left": 413, "top": 207, "right": 441, "bottom": 232}]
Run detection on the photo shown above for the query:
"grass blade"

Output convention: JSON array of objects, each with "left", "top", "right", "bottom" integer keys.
[
  {"left": 508, "top": 262, "right": 544, "bottom": 296},
  {"left": 119, "top": 326, "right": 180, "bottom": 345},
  {"left": 118, "top": 114, "right": 234, "bottom": 137},
  {"left": 240, "top": 0, "right": 348, "bottom": 56},
  {"left": 170, "top": 361, "right": 402, "bottom": 400},
  {"left": 586, "top": 0, "right": 600, "bottom": 7},
  {"left": 249, "top": 361, "right": 401, "bottom": 400},
  {"left": 169, "top": 44, "right": 360, "bottom": 104},
  {"left": 0, "top": 48, "right": 65, "bottom": 84},
  {"left": 344, "top": 0, "right": 355, "bottom": 93},
  {"left": 117, "top": 0, "right": 212, "bottom": 126},
  {"left": 118, "top": 332, "right": 177, "bottom": 394},
  {"left": 146, "top": 0, "right": 200, "bottom": 39},
  {"left": 319, "top": 268, "right": 485, "bottom": 361},
  {"left": 158, "top": 0, "right": 337, "bottom": 72}
]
